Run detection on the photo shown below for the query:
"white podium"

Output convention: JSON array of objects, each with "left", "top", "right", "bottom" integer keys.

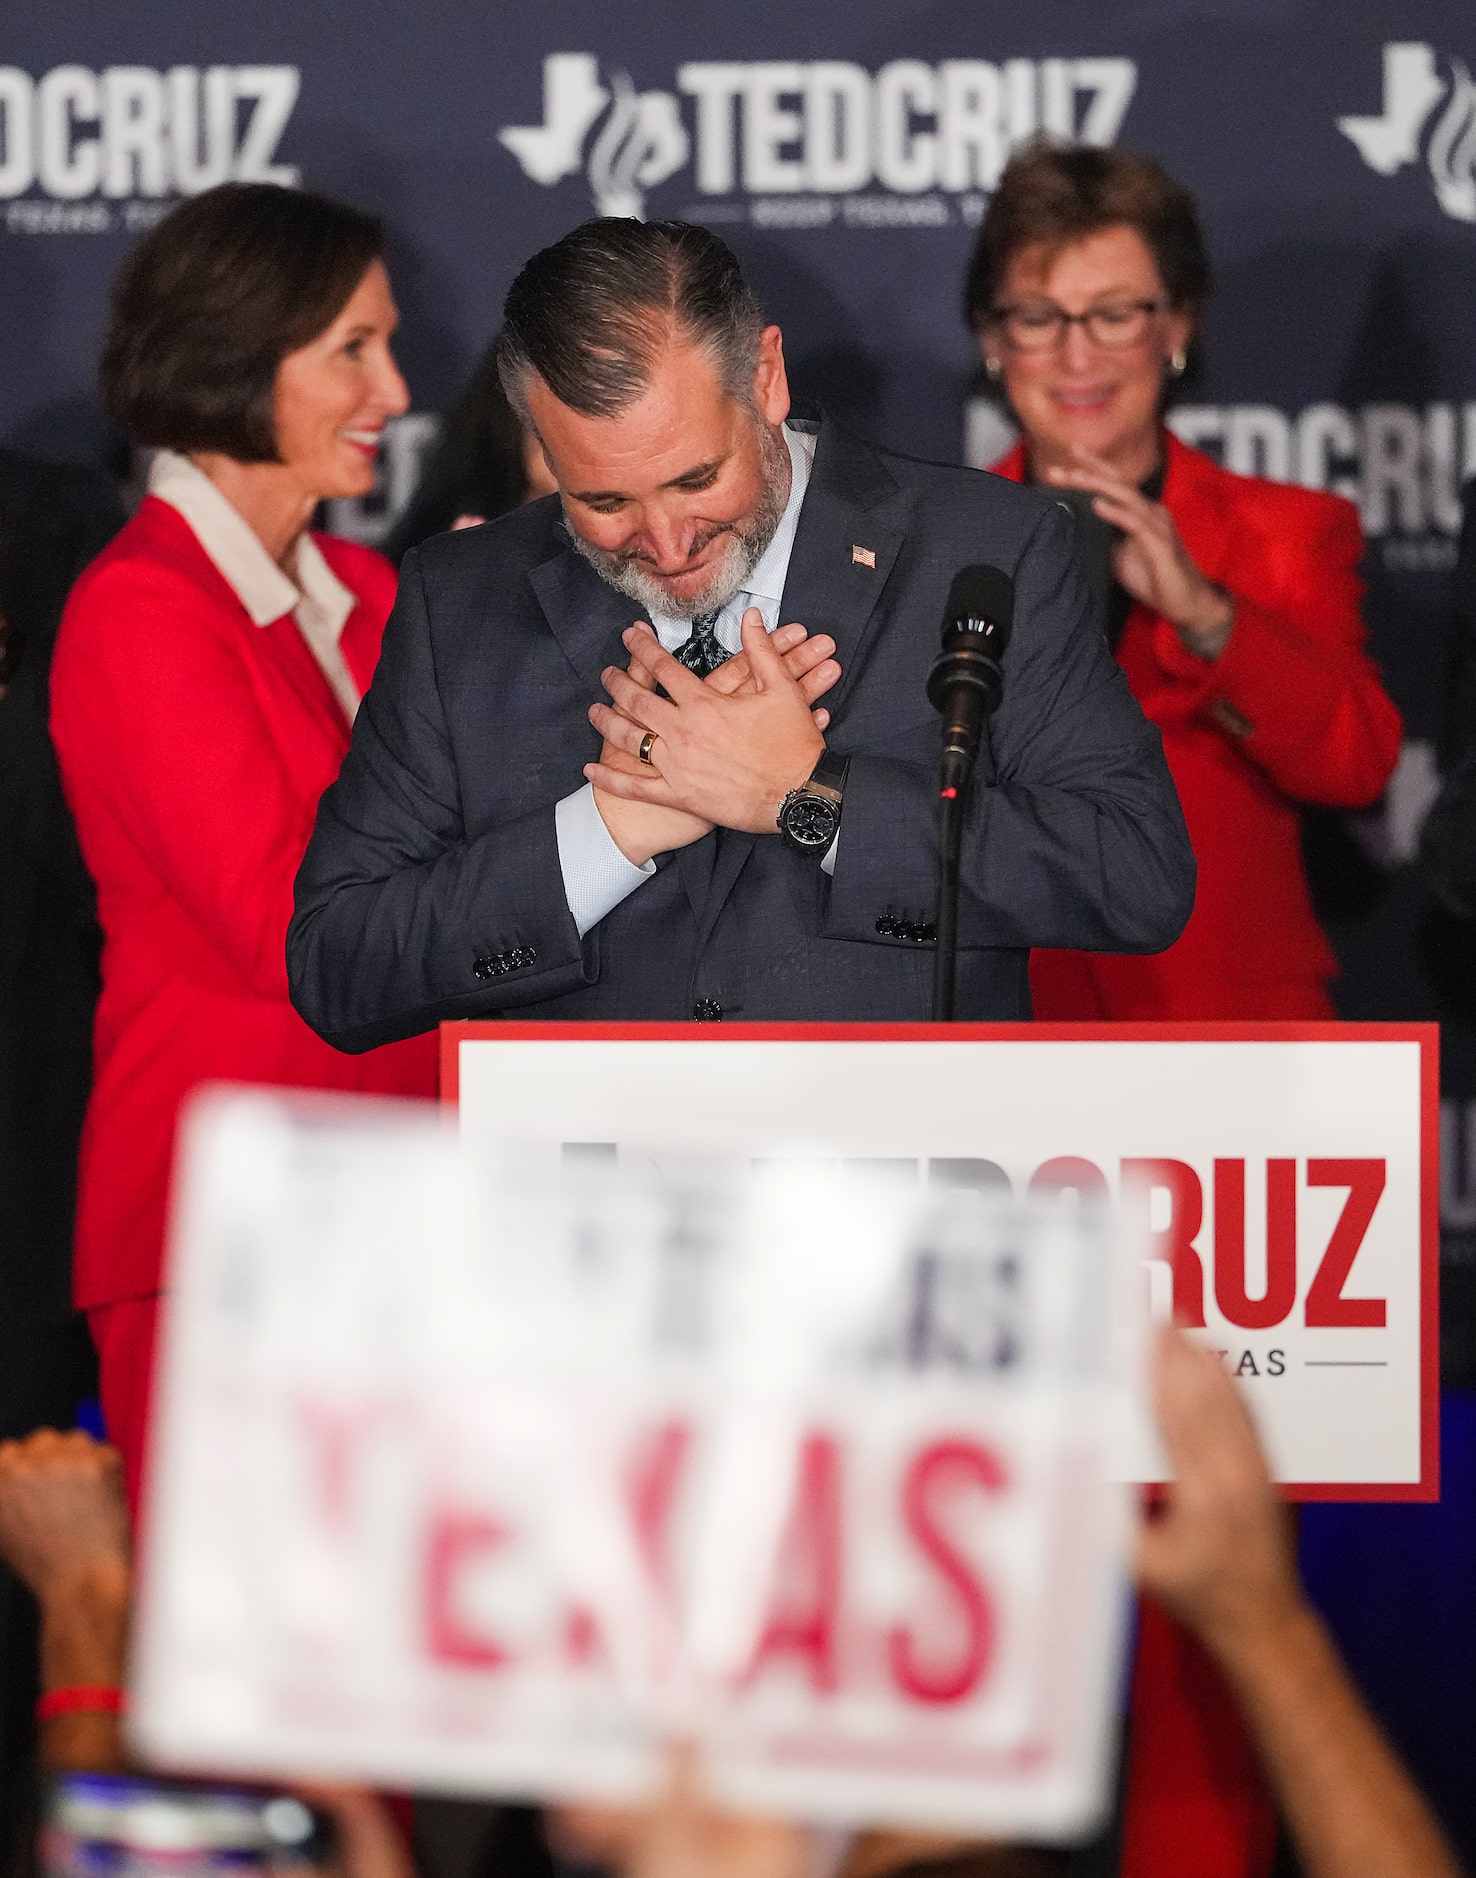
[{"left": 445, "top": 1020, "right": 1439, "bottom": 1501}]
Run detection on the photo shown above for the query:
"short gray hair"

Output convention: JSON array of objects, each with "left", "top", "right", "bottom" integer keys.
[{"left": 497, "top": 218, "right": 766, "bottom": 423}]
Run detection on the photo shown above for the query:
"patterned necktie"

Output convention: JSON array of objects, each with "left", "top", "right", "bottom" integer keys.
[{"left": 674, "top": 608, "right": 731, "bottom": 678}]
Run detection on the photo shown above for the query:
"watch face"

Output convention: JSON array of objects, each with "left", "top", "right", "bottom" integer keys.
[{"left": 782, "top": 792, "right": 839, "bottom": 849}]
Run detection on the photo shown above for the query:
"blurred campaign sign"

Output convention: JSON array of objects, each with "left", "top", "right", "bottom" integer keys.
[
  {"left": 445, "top": 1022, "right": 1439, "bottom": 1500},
  {"left": 131, "top": 1087, "right": 1139, "bottom": 1839}
]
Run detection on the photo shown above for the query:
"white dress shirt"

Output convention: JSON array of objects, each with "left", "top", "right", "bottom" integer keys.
[
  {"left": 148, "top": 449, "right": 363, "bottom": 724},
  {"left": 556, "top": 420, "right": 823, "bottom": 937}
]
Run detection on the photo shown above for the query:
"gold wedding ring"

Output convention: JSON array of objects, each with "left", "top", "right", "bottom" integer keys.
[{"left": 638, "top": 730, "right": 658, "bottom": 765}]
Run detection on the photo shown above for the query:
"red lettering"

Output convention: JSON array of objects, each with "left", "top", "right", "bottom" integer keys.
[
  {"left": 1214, "top": 1158, "right": 1298, "bottom": 1331},
  {"left": 887, "top": 1438, "right": 1004, "bottom": 1706},
  {"left": 564, "top": 1419, "right": 692, "bottom": 1669},
  {"left": 1305, "top": 1159, "right": 1387, "bottom": 1328},
  {"left": 297, "top": 1400, "right": 385, "bottom": 1529},
  {"left": 628, "top": 1420, "right": 691, "bottom": 1584},
  {"left": 1120, "top": 1158, "right": 1206, "bottom": 1327},
  {"left": 745, "top": 1433, "right": 843, "bottom": 1693},
  {"left": 424, "top": 1512, "right": 515, "bottom": 1670},
  {"left": 1028, "top": 1156, "right": 1110, "bottom": 1204},
  {"left": 562, "top": 1605, "right": 601, "bottom": 1665}
]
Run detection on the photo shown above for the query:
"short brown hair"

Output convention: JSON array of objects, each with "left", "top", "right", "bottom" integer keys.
[
  {"left": 964, "top": 143, "right": 1210, "bottom": 332},
  {"left": 497, "top": 218, "right": 766, "bottom": 422},
  {"left": 101, "top": 182, "right": 383, "bottom": 462}
]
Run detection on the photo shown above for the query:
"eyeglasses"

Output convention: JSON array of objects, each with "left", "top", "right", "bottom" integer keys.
[{"left": 989, "top": 298, "right": 1165, "bottom": 353}]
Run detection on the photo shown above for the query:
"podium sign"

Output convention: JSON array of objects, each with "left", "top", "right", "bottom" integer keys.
[
  {"left": 133, "top": 1090, "right": 1138, "bottom": 1836},
  {"left": 446, "top": 1022, "right": 1438, "bottom": 1501}
]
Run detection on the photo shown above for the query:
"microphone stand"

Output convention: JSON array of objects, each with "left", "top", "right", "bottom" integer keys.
[
  {"left": 926, "top": 586, "right": 1011, "bottom": 1023},
  {"left": 932, "top": 767, "right": 968, "bottom": 1022},
  {"left": 928, "top": 643, "right": 1004, "bottom": 1022}
]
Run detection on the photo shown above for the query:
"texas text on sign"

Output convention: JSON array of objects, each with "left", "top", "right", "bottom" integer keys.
[{"left": 132, "top": 1095, "right": 1137, "bottom": 1835}]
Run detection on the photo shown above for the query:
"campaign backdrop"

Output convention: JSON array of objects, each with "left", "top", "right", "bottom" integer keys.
[
  {"left": 8, "top": 6, "right": 1476, "bottom": 1332},
  {"left": 6, "top": 0, "right": 1476, "bottom": 1851}
]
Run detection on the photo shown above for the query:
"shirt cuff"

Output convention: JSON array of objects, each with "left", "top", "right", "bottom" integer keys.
[
  {"left": 555, "top": 784, "right": 656, "bottom": 938},
  {"left": 821, "top": 830, "right": 840, "bottom": 876}
]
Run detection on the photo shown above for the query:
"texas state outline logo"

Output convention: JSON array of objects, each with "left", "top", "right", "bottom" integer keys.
[{"left": 1339, "top": 42, "right": 1476, "bottom": 223}]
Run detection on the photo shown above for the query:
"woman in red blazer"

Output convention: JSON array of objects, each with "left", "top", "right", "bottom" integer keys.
[
  {"left": 964, "top": 146, "right": 1401, "bottom": 1878},
  {"left": 969, "top": 147, "right": 1401, "bottom": 1023},
  {"left": 993, "top": 420, "right": 1399, "bottom": 1017},
  {"left": 50, "top": 184, "right": 437, "bottom": 1506}
]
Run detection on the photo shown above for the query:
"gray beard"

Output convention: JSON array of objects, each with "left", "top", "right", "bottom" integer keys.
[{"left": 566, "top": 420, "right": 791, "bottom": 623}]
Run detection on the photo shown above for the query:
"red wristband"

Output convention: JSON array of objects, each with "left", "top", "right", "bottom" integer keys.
[{"left": 36, "top": 1686, "right": 128, "bottom": 1723}]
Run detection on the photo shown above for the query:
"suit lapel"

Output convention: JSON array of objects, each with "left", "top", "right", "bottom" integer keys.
[
  {"left": 692, "top": 418, "right": 909, "bottom": 955},
  {"left": 155, "top": 502, "right": 353, "bottom": 756},
  {"left": 778, "top": 418, "right": 908, "bottom": 717},
  {"left": 528, "top": 539, "right": 645, "bottom": 689}
]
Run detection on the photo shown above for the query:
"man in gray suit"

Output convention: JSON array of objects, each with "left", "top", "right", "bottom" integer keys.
[{"left": 288, "top": 219, "right": 1193, "bottom": 1050}]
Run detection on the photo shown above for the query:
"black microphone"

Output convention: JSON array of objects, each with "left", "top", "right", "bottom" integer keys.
[{"left": 925, "top": 564, "right": 1015, "bottom": 798}]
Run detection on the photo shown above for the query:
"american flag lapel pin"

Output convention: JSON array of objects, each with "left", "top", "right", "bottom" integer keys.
[{"left": 851, "top": 544, "right": 877, "bottom": 568}]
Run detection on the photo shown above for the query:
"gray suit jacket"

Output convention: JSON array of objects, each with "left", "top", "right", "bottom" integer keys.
[{"left": 289, "top": 418, "right": 1194, "bottom": 1050}]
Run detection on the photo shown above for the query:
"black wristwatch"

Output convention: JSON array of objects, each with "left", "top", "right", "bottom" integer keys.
[{"left": 777, "top": 751, "right": 848, "bottom": 856}]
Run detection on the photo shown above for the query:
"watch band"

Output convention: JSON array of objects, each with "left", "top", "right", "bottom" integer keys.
[{"left": 809, "top": 750, "right": 849, "bottom": 797}]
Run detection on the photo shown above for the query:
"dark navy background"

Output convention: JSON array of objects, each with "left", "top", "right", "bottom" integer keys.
[{"left": 3, "top": 1, "right": 1473, "bottom": 1857}]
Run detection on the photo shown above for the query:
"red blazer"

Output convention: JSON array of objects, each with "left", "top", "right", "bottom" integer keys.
[
  {"left": 50, "top": 496, "right": 437, "bottom": 1310},
  {"left": 993, "top": 432, "right": 1402, "bottom": 1019}
]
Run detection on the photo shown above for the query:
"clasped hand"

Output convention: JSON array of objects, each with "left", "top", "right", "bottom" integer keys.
[
  {"left": 1046, "top": 446, "right": 1234, "bottom": 659},
  {"left": 586, "top": 609, "right": 838, "bottom": 865}
]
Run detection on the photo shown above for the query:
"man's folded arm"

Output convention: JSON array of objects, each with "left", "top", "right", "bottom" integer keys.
[
  {"left": 825, "top": 500, "right": 1196, "bottom": 953},
  {"left": 556, "top": 782, "right": 658, "bottom": 937},
  {"left": 288, "top": 553, "right": 595, "bottom": 1052}
]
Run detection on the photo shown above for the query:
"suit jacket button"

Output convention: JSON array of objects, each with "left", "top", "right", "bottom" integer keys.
[{"left": 692, "top": 998, "right": 723, "bottom": 1021}]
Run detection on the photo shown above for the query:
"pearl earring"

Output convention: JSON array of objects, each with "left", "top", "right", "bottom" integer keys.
[
  {"left": 1169, "top": 349, "right": 1188, "bottom": 377},
  {"left": 985, "top": 356, "right": 1002, "bottom": 378}
]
